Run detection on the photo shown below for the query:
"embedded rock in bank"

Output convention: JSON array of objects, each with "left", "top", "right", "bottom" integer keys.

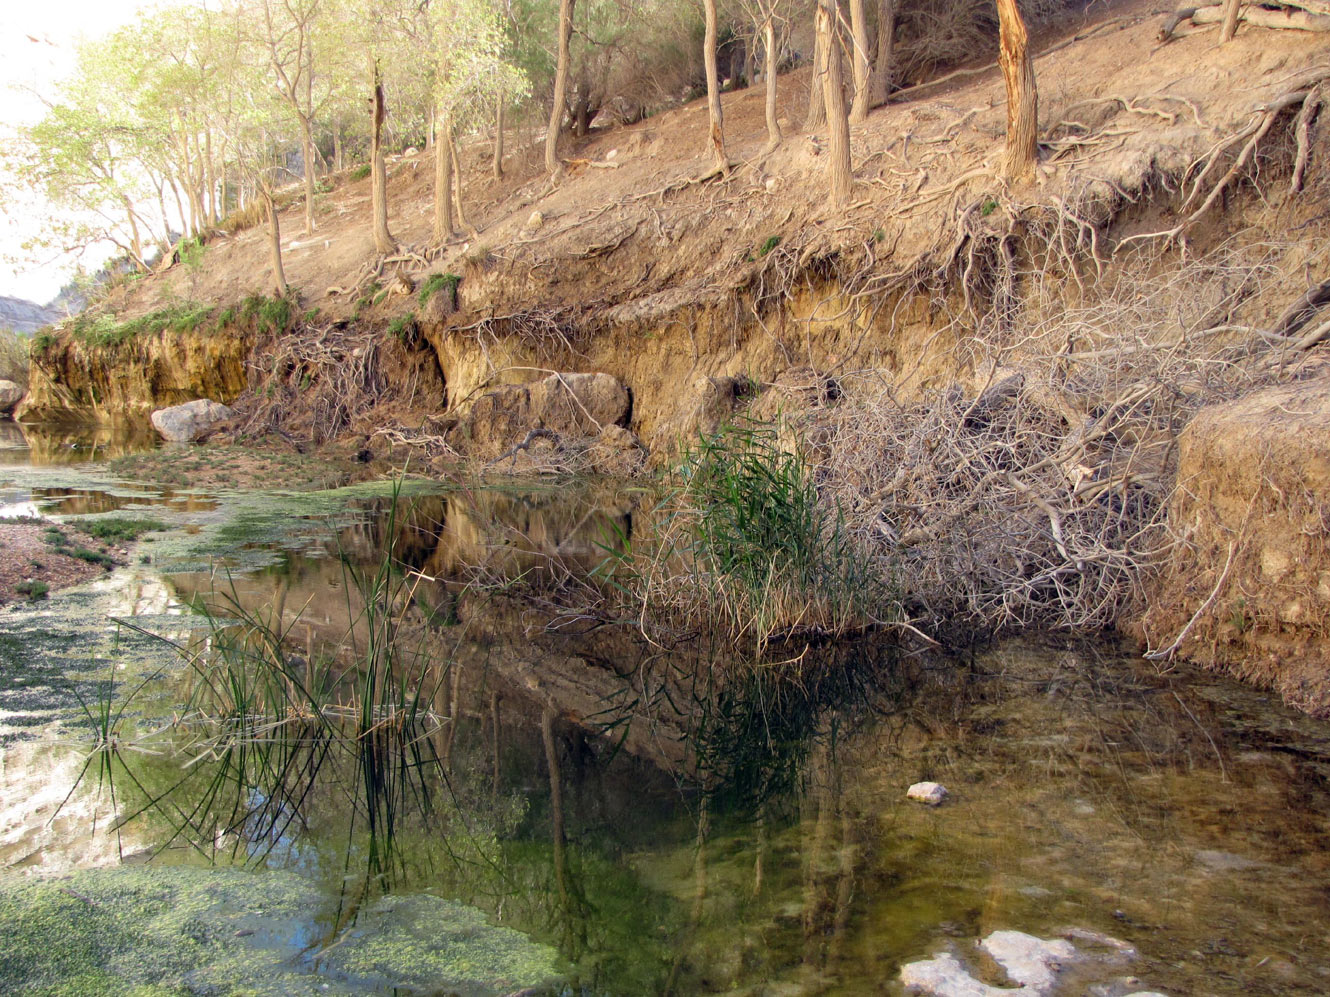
[
  {"left": 0, "top": 379, "right": 23, "bottom": 415},
  {"left": 1134, "top": 374, "right": 1330, "bottom": 715},
  {"left": 150, "top": 398, "right": 235, "bottom": 442}
]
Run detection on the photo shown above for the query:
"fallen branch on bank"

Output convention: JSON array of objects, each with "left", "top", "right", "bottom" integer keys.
[{"left": 1159, "top": 0, "right": 1330, "bottom": 41}]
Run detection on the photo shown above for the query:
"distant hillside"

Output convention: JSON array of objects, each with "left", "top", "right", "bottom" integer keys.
[{"left": 0, "top": 295, "right": 58, "bottom": 335}]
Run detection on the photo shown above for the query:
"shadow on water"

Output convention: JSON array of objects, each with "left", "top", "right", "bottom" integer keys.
[{"left": 5, "top": 480, "right": 1330, "bottom": 994}]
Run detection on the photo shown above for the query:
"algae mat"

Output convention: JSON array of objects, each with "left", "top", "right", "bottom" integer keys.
[{"left": 0, "top": 865, "right": 559, "bottom": 995}]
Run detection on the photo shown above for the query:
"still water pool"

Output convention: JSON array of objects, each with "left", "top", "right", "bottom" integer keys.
[{"left": 1, "top": 422, "right": 1328, "bottom": 995}]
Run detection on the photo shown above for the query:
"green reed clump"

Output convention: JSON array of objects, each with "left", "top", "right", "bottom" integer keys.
[{"left": 671, "top": 422, "right": 894, "bottom": 646}]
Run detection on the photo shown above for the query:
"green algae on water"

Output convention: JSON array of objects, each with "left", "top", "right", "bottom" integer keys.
[{"left": 0, "top": 866, "right": 561, "bottom": 996}]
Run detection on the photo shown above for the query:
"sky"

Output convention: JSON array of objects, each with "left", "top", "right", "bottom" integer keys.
[{"left": 0, "top": 1, "right": 149, "bottom": 303}]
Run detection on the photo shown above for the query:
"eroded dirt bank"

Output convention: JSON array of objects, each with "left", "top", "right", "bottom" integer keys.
[{"left": 14, "top": 3, "right": 1330, "bottom": 710}]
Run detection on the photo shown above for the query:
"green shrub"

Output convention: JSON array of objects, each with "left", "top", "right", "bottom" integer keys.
[
  {"left": 14, "top": 581, "right": 49, "bottom": 600},
  {"left": 350, "top": 163, "right": 371, "bottom": 181},
  {"left": 70, "top": 302, "right": 215, "bottom": 348},
  {"left": 387, "top": 313, "right": 417, "bottom": 342},
  {"left": 417, "top": 272, "right": 462, "bottom": 307},
  {"left": 240, "top": 293, "right": 294, "bottom": 335},
  {"left": 0, "top": 328, "right": 30, "bottom": 387},
  {"left": 69, "top": 547, "right": 115, "bottom": 568},
  {"left": 758, "top": 235, "right": 781, "bottom": 257}
]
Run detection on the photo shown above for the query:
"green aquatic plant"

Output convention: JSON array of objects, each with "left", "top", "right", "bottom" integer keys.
[{"left": 72, "top": 517, "right": 167, "bottom": 543}]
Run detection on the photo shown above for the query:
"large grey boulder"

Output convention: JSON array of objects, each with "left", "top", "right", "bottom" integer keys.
[
  {"left": 150, "top": 399, "right": 234, "bottom": 442},
  {"left": 0, "top": 379, "right": 23, "bottom": 416}
]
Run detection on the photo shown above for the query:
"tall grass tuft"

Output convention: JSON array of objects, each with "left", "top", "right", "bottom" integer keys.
[{"left": 608, "top": 422, "right": 897, "bottom": 650}]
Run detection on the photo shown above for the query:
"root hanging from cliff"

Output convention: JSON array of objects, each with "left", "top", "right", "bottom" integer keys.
[{"left": 233, "top": 325, "right": 386, "bottom": 446}]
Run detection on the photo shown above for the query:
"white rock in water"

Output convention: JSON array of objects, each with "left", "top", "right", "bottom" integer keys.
[
  {"left": 980, "top": 930, "right": 1078, "bottom": 993},
  {"left": 150, "top": 399, "right": 234, "bottom": 442},
  {"left": 906, "top": 781, "right": 948, "bottom": 805},
  {"left": 900, "top": 952, "right": 1003, "bottom": 997},
  {"left": 902, "top": 929, "right": 1151, "bottom": 997},
  {"left": 0, "top": 379, "right": 23, "bottom": 415}
]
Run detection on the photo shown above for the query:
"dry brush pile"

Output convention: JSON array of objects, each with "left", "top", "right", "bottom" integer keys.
[{"left": 819, "top": 234, "right": 1330, "bottom": 644}]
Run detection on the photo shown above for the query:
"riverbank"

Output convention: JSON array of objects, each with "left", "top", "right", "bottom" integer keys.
[{"left": 0, "top": 519, "right": 124, "bottom": 607}]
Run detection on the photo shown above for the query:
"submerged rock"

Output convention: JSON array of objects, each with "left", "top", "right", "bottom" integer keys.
[
  {"left": 0, "top": 379, "right": 22, "bottom": 415},
  {"left": 906, "top": 781, "right": 948, "bottom": 805},
  {"left": 150, "top": 398, "right": 234, "bottom": 442},
  {"left": 900, "top": 928, "right": 1160, "bottom": 997}
]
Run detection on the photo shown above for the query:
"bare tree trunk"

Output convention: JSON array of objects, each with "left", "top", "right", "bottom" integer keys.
[
  {"left": 763, "top": 15, "right": 783, "bottom": 152},
  {"left": 868, "top": 0, "right": 894, "bottom": 108},
  {"left": 996, "top": 0, "right": 1038, "bottom": 181},
  {"left": 703, "top": 0, "right": 729, "bottom": 173},
  {"left": 819, "top": 0, "right": 853, "bottom": 205},
  {"left": 299, "top": 115, "right": 316, "bottom": 235},
  {"left": 370, "top": 63, "right": 396, "bottom": 254},
  {"left": 1219, "top": 0, "right": 1242, "bottom": 40},
  {"left": 433, "top": 105, "right": 454, "bottom": 243},
  {"left": 546, "top": 0, "right": 575, "bottom": 175},
  {"left": 262, "top": 184, "right": 286, "bottom": 296},
  {"left": 333, "top": 117, "right": 344, "bottom": 173},
  {"left": 848, "top": 0, "right": 871, "bottom": 123},
  {"left": 493, "top": 97, "right": 505, "bottom": 179},
  {"left": 449, "top": 131, "right": 476, "bottom": 236},
  {"left": 805, "top": 10, "right": 828, "bottom": 130}
]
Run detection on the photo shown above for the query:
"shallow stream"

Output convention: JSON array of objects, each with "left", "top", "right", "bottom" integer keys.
[{"left": 1, "top": 420, "right": 1328, "bottom": 996}]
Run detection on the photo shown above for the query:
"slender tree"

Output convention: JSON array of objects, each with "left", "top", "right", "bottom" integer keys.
[
  {"left": 848, "top": 0, "right": 871, "bottom": 123},
  {"left": 804, "top": 8, "right": 828, "bottom": 131},
  {"left": 703, "top": 0, "right": 729, "bottom": 173},
  {"left": 1219, "top": 0, "right": 1242, "bottom": 41},
  {"left": 259, "top": 0, "right": 323, "bottom": 236},
  {"left": 866, "top": 0, "right": 894, "bottom": 109},
  {"left": 995, "top": 0, "right": 1037, "bottom": 181},
  {"left": 370, "top": 60, "right": 396, "bottom": 253},
  {"left": 546, "top": 0, "right": 576, "bottom": 175},
  {"left": 818, "top": 0, "right": 852, "bottom": 205},
  {"left": 740, "top": 0, "right": 787, "bottom": 152}
]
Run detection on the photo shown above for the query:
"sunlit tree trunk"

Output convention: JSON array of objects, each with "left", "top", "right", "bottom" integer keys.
[
  {"left": 996, "top": 0, "right": 1037, "bottom": 181},
  {"left": 1219, "top": 0, "right": 1242, "bottom": 40},
  {"left": 546, "top": 0, "right": 575, "bottom": 175},
  {"left": 370, "top": 62, "right": 396, "bottom": 254},
  {"left": 868, "top": 0, "right": 894, "bottom": 108},
  {"left": 262, "top": 184, "right": 286, "bottom": 296},
  {"left": 433, "top": 105, "right": 454, "bottom": 243},
  {"left": 704, "top": 0, "right": 729, "bottom": 173},
  {"left": 804, "top": 13, "right": 827, "bottom": 130},
  {"left": 449, "top": 131, "right": 475, "bottom": 235},
  {"left": 493, "top": 98, "right": 505, "bottom": 179},
  {"left": 848, "top": 0, "right": 871, "bottom": 123},
  {"left": 763, "top": 15, "right": 782, "bottom": 152},
  {"left": 818, "top": 0, "right": 853, "bottom": 206},
  {"left": 299, "top": 115, "right": 316, "bottom": 235},
  {"left": 333, "top": 117, "right": 344, "bottom": 173}
]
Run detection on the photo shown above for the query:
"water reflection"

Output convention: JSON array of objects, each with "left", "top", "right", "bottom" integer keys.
[
  {"left": 0, "top": 419, "right": 159, "bottom": 466},
  {"left": 4, "top": 477, "right": 1330, "bottom": 994}
]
